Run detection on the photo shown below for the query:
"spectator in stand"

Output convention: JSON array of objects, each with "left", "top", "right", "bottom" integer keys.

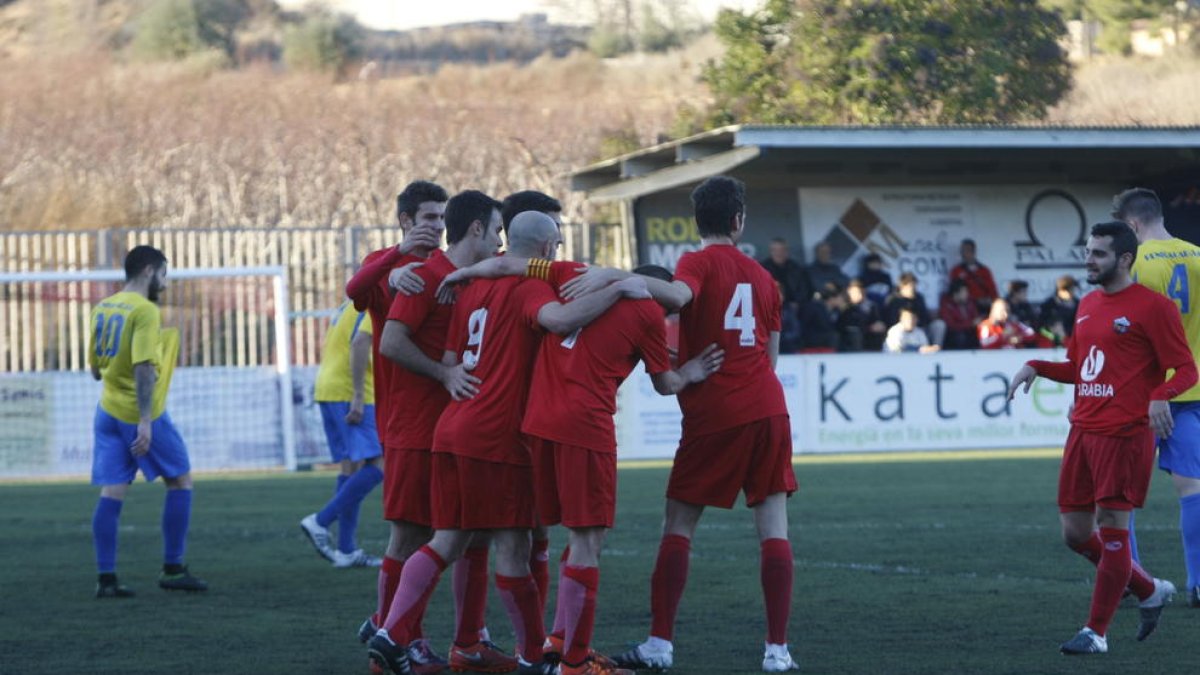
[
  {"left": 859, "top": 253, "right": 894, "bottom": 306},
  {"left": 883, "top": 272, "right": 946, "bottom": 347},
  {"left": 775, "top": 281, "right": 803, "bottom": 355},
  {"left": 949, "top": 238, "right": 999, "bottom": 314},
  {"left": 806, "top": 241, "right": 849, "bottom": 295},
  {"left": 1038, "top": 275, "right": 1081, "bottom": 346},
  {"left": 1005, "top": 280, "right": 1039, "bottom": 329},
  {"left": 799, "top": 285, "right": 845, "bottom": 353},
  {"left": 839, "top": 279, "right": 887, "bottom": 352},
  {"left": 884, "top": 308, "right": 939, "bottom": 354},
  {"left": 760, "top": 238, "right": 812, "bottom": 311},
  {"left": 978, "top": 298, "right": 1037, "bottom": 349},
  {"left": 939, "top": 279, "right": 981, "bottom": 350}
]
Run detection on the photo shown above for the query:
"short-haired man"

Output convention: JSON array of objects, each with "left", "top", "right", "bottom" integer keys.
[
  {"left": 1009, "top": 222, "right": 1194, "bottom": 654},
  {"left": 299, "top": 299, "right": 384, "bottom": 568},
  {"left": 89, "top": 245, "right": 207, "bottom": 597},
  {"left": 367, "top": 211, "right": 648, "bottom": 675},
  {"left": 502, "top": 190, "right": 563, "bottom": 234},
  {"left": 1116, "top": 187, "right": 1200, "bottom": 608},
  {"left": 949, "top": 238, "right": 999, "bottom": 314}
]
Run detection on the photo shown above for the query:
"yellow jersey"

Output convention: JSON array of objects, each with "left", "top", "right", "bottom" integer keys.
[
  {"left": 1133, "top": 237, "right": 1200, "bottom": 402},
  {"left": 88, "top": 291, "right": 176, "bottom": 423},
  {"left": 314, "top": 300, "right": 375, "bottom": 403}
]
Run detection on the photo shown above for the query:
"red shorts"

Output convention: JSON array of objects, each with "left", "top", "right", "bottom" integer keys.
[
  {"left": 667, "top": 415, "right": 797, "bottom": 509},
  {"left": 1058, "top": 426, "right": 1156, "bottom": 512},
  {"left": 530, "top": 436, "right": 617, "bottom": 528},
  {"left": 431, "top": 452, "right": 536, "bottom": 530},
  {"left": 382, "top": 446, "right": 432, "bottom": 526}
]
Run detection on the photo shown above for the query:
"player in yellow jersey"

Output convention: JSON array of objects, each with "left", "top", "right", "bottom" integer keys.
[
  {"left": 88, "top": 246, "right": 207, "bottom": 598},
  {"left": 300, "top": 299, "right": 384, "bottom": 569},
  {"left": 1116, "top": 187, "right": 1200, "bottom": 608}
]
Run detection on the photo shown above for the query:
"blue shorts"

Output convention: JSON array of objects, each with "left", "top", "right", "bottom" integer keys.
[
  {"left": 92, "top": 407, "right": 191, "bottom": 485},
  {"left": 1159, "top": 401, "right": 1200, "bottom": 479},
  {"left": 318, "top": 401, "right": 382, "bottom": 463}
]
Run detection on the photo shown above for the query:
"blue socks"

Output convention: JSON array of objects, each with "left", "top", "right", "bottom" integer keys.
[
  {"left": 1180, "top": 492, "right": 1200, "bottom": 590},
  {"left": 336, "top": 473, "right": 350, "bottom": 496},
  {"left": 1128, "top": 509, "right": 1141, "bottom": 563},
  {"left": 317, "top": 474, "right": 351, "bottom": 527},
  {"left": 92, "top": 496, "right": 123, "bottom": 573},
  {"left": 162, "top": 489, "right": 192, "bottom": 566},
  {"left": 316, "top": 464, "right": 383, "bottom": 553}
]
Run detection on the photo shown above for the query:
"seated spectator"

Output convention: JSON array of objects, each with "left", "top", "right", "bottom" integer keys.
[
  {"left": 839, "top": 279, "right": 887, "bottom": 352},
  {"left": 948, "top": 238, "right": 999, "bottom": 314},
  {"left": 760, "top": 238, "right": 811, "bottom": 310},
  {"left": 1005, "top": 280, "right": 1039, "bottom": 329},
  {"left": 884, "top": 308, "right": 939, "bottom": 354},
  {"left": 859, "top": 253, "right": 894, "bottom": 306},
  {"left": 978, "top": 298, "right": 1037, "bottom": 349},
  {"left": 806, "top": 241, "right": 849, "bottom": 295},
  {"left": 883, "top": 272, "right": 946, "bottom": 346},
  {"left": 799, "top": 285, "right": 845, "bottom": 353},
  {"left": 1038, "top": 274, "right": 1080, "bottom": 346},
  {"left": 939, "top": 279, "right": 981, "bottom": 350},
  {"left": 776, "top": 281, "right": 803, "bottom": 354}
]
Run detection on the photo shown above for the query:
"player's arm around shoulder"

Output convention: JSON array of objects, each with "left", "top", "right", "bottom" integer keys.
[{"left": 536, "top": 277, "right": 649, "bottom": 336}]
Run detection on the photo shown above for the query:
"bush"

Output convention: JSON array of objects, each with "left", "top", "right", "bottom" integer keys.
[
  {"left": 131, "top": 0, "right": 206, "bottom": 61},
  {"left": 282, "top": 14, "right": 363, "bottom": 74}
]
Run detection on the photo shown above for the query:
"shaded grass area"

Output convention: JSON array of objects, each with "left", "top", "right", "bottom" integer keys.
[{"left": 0, "top": 456, "right": 1194, "bottom": 674}]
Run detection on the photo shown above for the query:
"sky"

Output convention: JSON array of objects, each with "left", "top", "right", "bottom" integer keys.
[{"left": 277, "top": 1, "right": 763, "bottom": 31}]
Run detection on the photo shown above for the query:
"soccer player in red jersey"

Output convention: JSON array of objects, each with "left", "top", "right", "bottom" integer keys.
[
  {"left": 559, "top": 176, "right": 800, "bottom": 672},
  {"left": 342, "top": 181, "right": 448, "bottom": 647},
  {"left": 368, "top": 211, "right": 650, "bottom": 675},
  {"left": 363, "top": 190, "right": 501, "bottom": 673},
  {"left": 522, "top": 263, "right": 724, "bottom": 675},
  {"left": 1009, "top": 221, "right": 1197, "bottom": 655}
]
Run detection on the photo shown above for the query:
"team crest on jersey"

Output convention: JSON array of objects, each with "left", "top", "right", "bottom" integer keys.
[{"left": 1112, "top": 317, "right": 1131, "bottom": 334}]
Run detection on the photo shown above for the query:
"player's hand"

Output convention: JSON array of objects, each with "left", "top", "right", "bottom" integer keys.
[
  {"left": 560, "top": 266, "right": 620, "bottom": 300},
  {"left": 679, "top": 343, "right": 724, "bottom": 383},
  {"left": 442, "top": 364, "right": 482, "bottom": 401},
  {"left": 396, "top": 223, "right": 442, "bottom": 255},
  {"left": 1149, "top": 399, "right": 1174, "bottom": 438},
  {"left": 1006, "top": 364, "right": 1036, "bottom": 400},
  {"left": 131, "top": 421, "right": 152, "bottom": 457},
  {"left": 345, "top": 398, "right": 364, "bottom": 425},
  {"left": 614, "top": 276, "right": 651, "bottom": 300},
  {"left": 389, "top": 262, "right": 425, "bottom": 296},
  {"left": 435, "top": 281, "right": 458, "bottom": 305}
]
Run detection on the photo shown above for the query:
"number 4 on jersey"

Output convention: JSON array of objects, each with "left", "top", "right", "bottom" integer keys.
[{"left": 724, "top": 283, "right": 756, "bottom": 346}]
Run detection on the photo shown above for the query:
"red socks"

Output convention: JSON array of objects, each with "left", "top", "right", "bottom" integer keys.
[
  {"left": 1069, "top": 530, "right": 1156, "bottom": 599},
  {"left": 496, "top": 574, "right": 545, "bottom": 663},
  {"left": 650, "top": 534, "right": 691, "bottom": 641},
  {"left": 453, "top": 545, "right": 491, "bottom": 647},
  {"left": 760, "top": 538, "right": 793, "bottom": 645},
  {"left": 560, "top": 565, "right": 599, "bottom": 665},
  {"left": 376, "top": 556, "right": 403, "bottom": 628},
  {"left": 1087, "top": 528, "right": 1133, "bottom": 636},
  {"left": 531, "top": 537, "right": 551, "bottom": 612},
  {"left": 383, "top": 546, "right": 447, "bottom": 644}
]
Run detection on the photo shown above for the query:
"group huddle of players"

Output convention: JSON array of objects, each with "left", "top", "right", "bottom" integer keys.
[{"left": 332, "top": 177, "right": 800, "bottom": 675}]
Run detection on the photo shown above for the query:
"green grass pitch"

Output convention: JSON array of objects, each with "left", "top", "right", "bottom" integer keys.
[{"left": 1, "top": 453, "right": 1194, "bottom": 674}]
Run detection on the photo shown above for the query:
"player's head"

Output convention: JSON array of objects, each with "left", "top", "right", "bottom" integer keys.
[
  {"left": 1111, "top": 187, "right": 1163, "bottom": 241},
  {"left": 633, "top": 264, "right": 673, "bottom": 283},
  {"left": 124, "top": 245, "right": 168, "bottom": 302},
  {"left": 960, "top": 238, "right": 977, "bottom": 264},
  {"left": 396, "top": 180, "right": 449, "bottom": 234},
  {"left": 690, "top": 176, "right": 745, "bottom": 239},
  {"left": 988, "top": 298, "right": 1009, "bottom": 322},
  {"left": 445, "top": 190, "right": 503, "bottom": 263},
  {"left": 1086, "top": 221, "right": 1138, "bottom": 286},
  {"left": 507, "top": 211, "right": 562, "bottom": 259},
  {"left": 501, "top": 191, "right": 562, "bottom": 237}
]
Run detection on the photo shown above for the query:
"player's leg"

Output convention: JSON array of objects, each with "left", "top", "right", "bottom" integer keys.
[
  {"left": 1170, "top": 473, "right": 1200, "bottom": 606},
  {"left": 531, "top": 524, "right": 551, "bottom": 616},
  {"left": 133, "top": 412, "right": 205, "bottom": 592},
  {"left": 91, "top": 407, "right": 137, "bottom": 598},
  {"left": 494, "top": 527, "right": 552, "bottom": 672},
  {"left": 557, "top": 526, "right": 608, "bottom": 673},
  {"left": 1159, "top": 404, "right": 1200, "bottom": 605},
  {"left": 301, "top": 402, "right": 352, "bottom": 561},
  {"left": 452, "top": 530, "right": 493, "bottom": 652},
  {"left": 332, "top": 403, "right": 385, "bottom": 564}
]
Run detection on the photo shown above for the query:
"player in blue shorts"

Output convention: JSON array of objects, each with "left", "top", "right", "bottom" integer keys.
[
  {"left": 88, "top": 245, "right": 207, "bottom": 598},
  {"left": 300, "top": 299, "right": 385, "bottom": 568},
  {"left": 1117, "top": 187, "right": 1200, "bottom": 607}
]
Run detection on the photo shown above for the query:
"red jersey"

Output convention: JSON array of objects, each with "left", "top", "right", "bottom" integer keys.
[
  {"left": 346, "top": 246, "right": 424, "bottom": 447},
  {"left": 433, "top": 276, "right": 558, "bottom": 465},
  {"left": 523, "top": 297, "right": 672, "bottom": 454},
  {"left": 673, "top": 244, "right": 787, "bottom": 436},
  {"left": 1030, "top": 283, "right": 1197, "bottom": 436},
  {"left": 949, "top": 262, "right": 999, "bottom": 304},
  {"left": 383, "top": 249, "right": 457, "bottom": 449}
]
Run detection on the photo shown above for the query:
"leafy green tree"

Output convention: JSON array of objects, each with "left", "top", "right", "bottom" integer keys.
[
  {"left": 282, "top": 13, "right": 364, "bottom": 74},
  {"left": 699, "top": 0, "right": 1072, "bottom": 127},
  {"left": 132, "top": 0, "right": 206, "bottom": 61}
]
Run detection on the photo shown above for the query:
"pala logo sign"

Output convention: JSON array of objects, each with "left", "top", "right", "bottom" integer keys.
[{"left": 1014, "top": 189, "right": 1088, "bottom": 270}]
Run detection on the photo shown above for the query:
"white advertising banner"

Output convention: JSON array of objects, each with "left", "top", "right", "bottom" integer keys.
[
  {"left": 614, "top": 350, "right": 1073, "bottom": 459},
  {"left": 798, "top": 185, "right": 1119, "bottom": 305}
]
